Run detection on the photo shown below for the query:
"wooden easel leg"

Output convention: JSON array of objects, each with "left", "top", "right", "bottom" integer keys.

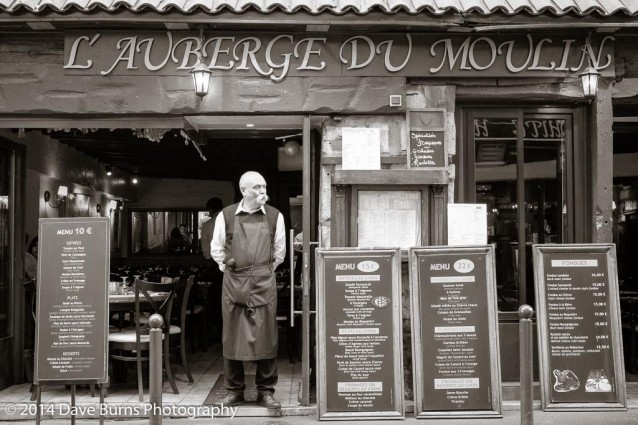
[
  {"left": 99, "top": 384, "right": 105, "bottom": 425},
  {"left": 71, "top": 384, "right": 76, "bottom": 425},
  {"left": 35, "top": 385, "right": 41, "bottom": 425}
]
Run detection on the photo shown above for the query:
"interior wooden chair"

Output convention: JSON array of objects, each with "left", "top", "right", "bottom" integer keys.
[
  {"left": 185, "top": 275, "right": 208, "bottom": 352},
  {"left": 169, "top": 274, "right": 196, "bottom": 383},
  {"left": 108, "top": 278, "right": 180, "bottom": 401}
]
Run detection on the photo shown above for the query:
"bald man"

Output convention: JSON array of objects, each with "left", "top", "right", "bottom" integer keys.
[{"left": 211, "top": 171, "right": 285, "bottom": 409}]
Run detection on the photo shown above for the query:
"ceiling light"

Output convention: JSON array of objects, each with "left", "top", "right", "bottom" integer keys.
[
  {"left": 105, "top": 165, "right": 113, "bottom": 176},
  {"left": 132, "top": 177, "right": 138, "bottom": 184},
  {"left": 246, "top": 123, "right": 255, "bottom": 128},
  {"left": 283, "top": 140, "right": 301, "bottom": 157}
]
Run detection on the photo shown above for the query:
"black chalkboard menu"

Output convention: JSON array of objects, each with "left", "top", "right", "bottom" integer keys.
[
  {"left": 533, "top": 244, "right": 627, "bottom": 410},
  {"left": 35, "top": 218, "right": 110, "bottom": 384},
  {"left": 316, "top": 248, "right": 403, "bottom": 420},
  {"left": 409, "top": 246, "right": 502, "bottom": 419},
  {"left": 408, "top": 130, "right": 445, "bottom": 168},
  {"left": 407, "top": 108, "right": 447, "bottom": 169}
]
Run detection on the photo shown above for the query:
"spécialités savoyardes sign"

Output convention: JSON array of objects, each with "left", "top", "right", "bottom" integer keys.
[{"left": 64, "top": 32, "right": 614, "bottom": 80}]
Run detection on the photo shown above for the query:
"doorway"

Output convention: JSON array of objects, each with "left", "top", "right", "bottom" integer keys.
[
  {"left": 461, "top": 107, "right": 580, "bottom": 381},
  {"left": 7, "top": 115, "right": 320, "bottom": 404},
  {"left": 0, "top": 138, "right": 25, "bottom": 390}
]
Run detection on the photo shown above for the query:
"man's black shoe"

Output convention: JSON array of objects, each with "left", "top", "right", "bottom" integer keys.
[
  {"left": 215, "top": 393, "right": 245, "bottom": 407},
  {"left": 256, "top": 393, "right": 281, "bottom": 409}
]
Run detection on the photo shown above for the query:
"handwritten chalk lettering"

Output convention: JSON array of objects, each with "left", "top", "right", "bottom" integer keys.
[{"left": 410, "top": 131, "right": 444, "bottom": 167}]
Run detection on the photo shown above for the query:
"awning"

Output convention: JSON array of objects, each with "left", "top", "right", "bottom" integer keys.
[{"left": 0, "top": 0, "right": 636, "bottom": 16}]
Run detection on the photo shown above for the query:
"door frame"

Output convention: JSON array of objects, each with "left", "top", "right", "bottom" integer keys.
[
  {"left": 0, "top": 137, "right": 26, "bottom": 389},
  {"left": 461, "top": 107, "right": 580, "bottom": 315},
  {"left": 0, "top": 115, "right": 321, "bottom": 400}
]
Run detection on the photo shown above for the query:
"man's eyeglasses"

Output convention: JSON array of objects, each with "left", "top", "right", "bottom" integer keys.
[{"left": 251, "top": 184, "right": 267, "bottom": 191}]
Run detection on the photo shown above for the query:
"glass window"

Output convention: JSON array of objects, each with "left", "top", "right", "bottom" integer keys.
[
  {"left": 357, "top": 190, "right": 422, "bottom": 250},
  {"left": 129, "top": 209, "right": 201, "bottom": 255},
  {"left": 470, "top": 112, "right": 570, "bottom": 311}
]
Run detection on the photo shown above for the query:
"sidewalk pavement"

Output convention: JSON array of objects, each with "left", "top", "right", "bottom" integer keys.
[{"left": 20, "top": 408, "right": 638, "bottom": 425}]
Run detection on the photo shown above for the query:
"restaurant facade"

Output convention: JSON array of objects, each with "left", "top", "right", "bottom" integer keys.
[{"left": 1, "top": 0, "right": 638, "bottom": 414}]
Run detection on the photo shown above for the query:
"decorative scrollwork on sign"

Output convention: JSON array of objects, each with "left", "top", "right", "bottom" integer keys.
[
  {"left": 432, "top": 185, "right": 446, "bottom": 195},
  {"left": 132, "top": 128, "right": 169, "bottom": 143}
]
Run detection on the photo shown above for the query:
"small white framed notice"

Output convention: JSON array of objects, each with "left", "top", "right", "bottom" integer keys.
[
  {"left": 447, "top": 204, "right": 487, "bottom": 245},
  {"left": 342, "top": 127, "right": 381, "bottom": 170}
]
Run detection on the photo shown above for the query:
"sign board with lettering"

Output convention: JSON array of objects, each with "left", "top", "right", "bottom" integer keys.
[
  {"left": 409, "top": 245, "right": 502, "bottom": 418},
  {"left": 357, "top": 190, "right": 422, "bottom": 250},
  {"left": 63, "top": 32, "right": 615, "bottom": 80},
  {"left": 407, "top": 109, "right": 447, "bottom": 169},
  {"left": 447, "top": 204, "right": 488, "bottom": 246},
  {"left": 533, "top": 244, "right": 626, "bottom": 410},
  {"left": 316, "top": 248, "right": 403, "bottom": 420},
  {"left": 35, "top": 218, "right": 110, "bottom": 384}
]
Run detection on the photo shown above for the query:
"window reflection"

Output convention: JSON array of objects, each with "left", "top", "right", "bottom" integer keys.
[
  {"left": 473, "top": 115, "right": 567, "bottom": 311},
  {"left": 129, "top": 209, "right": 201, "bottom": 255}
]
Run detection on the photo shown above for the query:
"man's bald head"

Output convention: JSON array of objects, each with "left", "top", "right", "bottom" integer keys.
[
  {"left": 239, "top": 171, "right": 268, "bottom": 210},
  {"left": 239, "top": 171, "right": 265, "bottom": 191}
]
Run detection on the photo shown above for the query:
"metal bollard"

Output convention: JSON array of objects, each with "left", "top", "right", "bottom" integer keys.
[
  {"left": 519, "top": 305, "right": 534, "bottom": 425},
  {"left": 148, "top": 314, "right": 164, "bottom": 425}
]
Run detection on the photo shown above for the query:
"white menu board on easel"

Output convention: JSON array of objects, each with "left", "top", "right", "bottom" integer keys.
[
  {"left": 342, "top": 127, "right": 381, "bottom": 170},
  {"left": 447, "top": 204, "right": 487, "bottom": 246}
]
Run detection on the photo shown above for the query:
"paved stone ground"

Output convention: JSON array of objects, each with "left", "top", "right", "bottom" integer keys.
[{"left": 16, "top": 407, "right": 638, "bottom": 425}]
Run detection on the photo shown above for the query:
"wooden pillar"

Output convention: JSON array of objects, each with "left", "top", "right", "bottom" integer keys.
[
  {"left": 431, "top": 185, "right": 447, "bottom": 245},
  {"left": 591, "top": 78, "right": 614, "bottom": 243},
  {"left": 331, "top": 185, "right": 349, "bottom": 247}
]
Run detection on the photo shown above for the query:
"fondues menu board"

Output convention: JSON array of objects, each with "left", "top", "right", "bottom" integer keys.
[
  {"left": 316, "top": 249, "right": 403, "bottom": 420},
  {"left": 35, "top": 218, "right": 110, "bottom": 383},
  {"left": 409, "top": 246, "right": 502, "bottom": 419},
  {"left": 533, "top": 244, "right": 627, "bottom": 410}
]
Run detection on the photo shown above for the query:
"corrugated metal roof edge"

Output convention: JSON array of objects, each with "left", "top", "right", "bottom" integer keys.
[{"left": 0, "top": 3, "right": 635, "bottom": 17}]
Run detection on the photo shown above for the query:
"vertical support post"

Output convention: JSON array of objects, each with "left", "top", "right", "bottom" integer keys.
[
  {"left": 516, "top": 112, "right": 526, "bottom": 304},
  {"left": 290, "top": 229, "right": 295, "bottom": 328},
  {"left": 148, "top": 314, "right": 164, "bottom": 425},
  {"left": 519, "top": 304, "right": 534, "bottom": 425},
  {"left": 301, "top": 115, "right": 311, "bottom": 406},
  {"left": 590, "top": 78, "right": 613, "bottom": 243},
  {"left": 431, "top": 185, "right": 446, "bottom": 245}
]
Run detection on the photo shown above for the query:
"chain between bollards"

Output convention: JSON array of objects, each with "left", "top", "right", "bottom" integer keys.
[
  {"left": 519, "top": 304, "right": 534, "bottom": 425},
  {"left": 148, "top": 314, "right": 164, "bottom": 425}
]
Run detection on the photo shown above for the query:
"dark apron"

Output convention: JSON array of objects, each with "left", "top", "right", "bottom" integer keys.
[{"left": 222, "top": 212, "right": 277, "bottom": 360}]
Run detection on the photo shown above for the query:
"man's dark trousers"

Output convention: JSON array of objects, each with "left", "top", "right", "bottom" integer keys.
[{"left": 224, "top": 357, "right": 278, "bottom": 396}]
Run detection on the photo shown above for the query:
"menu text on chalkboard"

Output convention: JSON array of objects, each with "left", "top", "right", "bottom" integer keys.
[
  {"left": 409, "top": 131, "right": 445, "bottom": 168},
  {"left": 533, "top": 244, "right": 626, "bottom": 411},
  {"left": 35, "top": 218, "right": 110, "bottom": 383},
  {"left": 409, "top": 246, "right": 502, "bottom": 419},
  {"left": 407, "top": 108, "right": 447, "bottom": 169},
  {"left": 316, "top": 248, "right": 404, "bottom": 420}
]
